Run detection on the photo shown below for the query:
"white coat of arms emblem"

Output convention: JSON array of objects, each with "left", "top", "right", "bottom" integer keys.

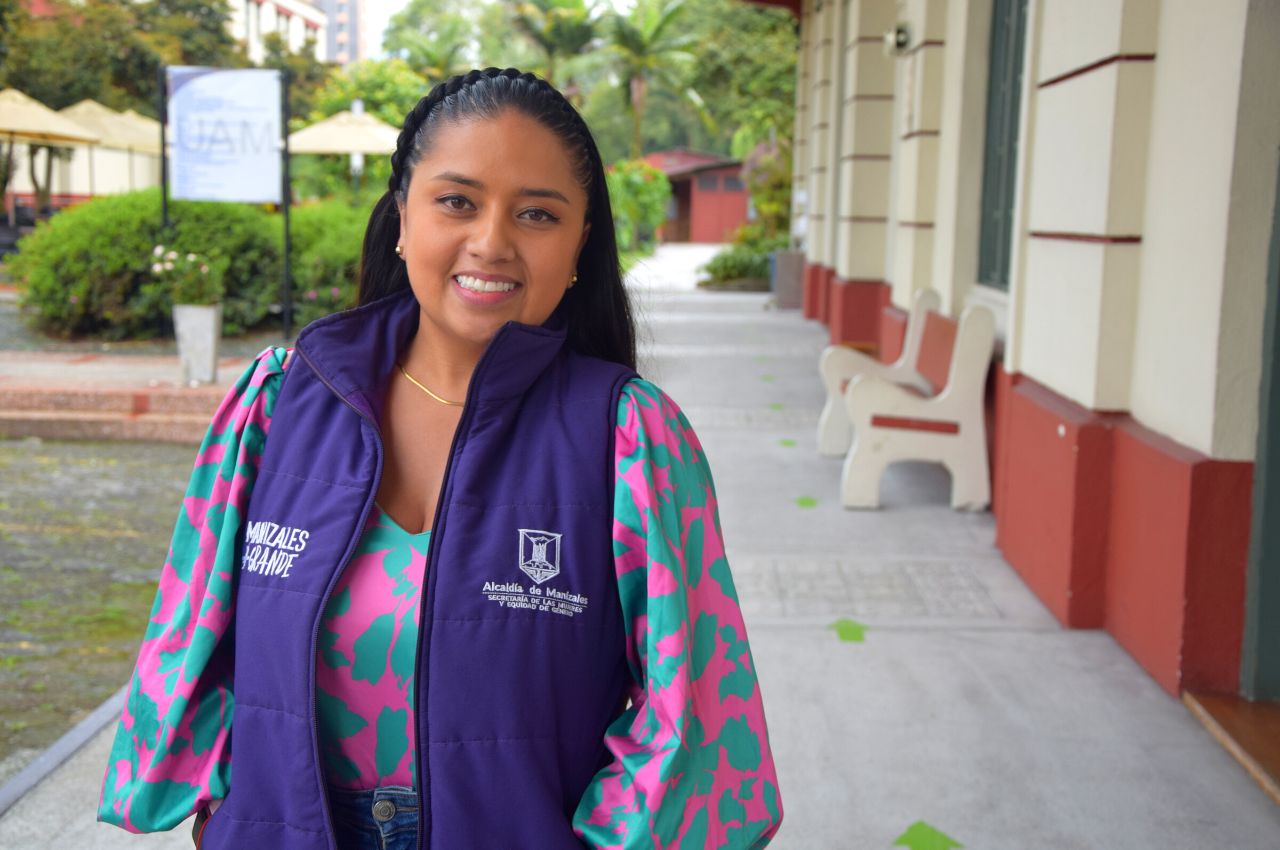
[{"left": 518, "top": 529, "right": 561, "bottom": 584}]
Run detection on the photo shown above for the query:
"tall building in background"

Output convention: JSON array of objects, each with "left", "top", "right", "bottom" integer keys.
[
  {"left": 229, "top": 0, "right": 329, "bottom": 65},
  {"left": 315, "top": 0, "right": 363, "bottom": 65}
]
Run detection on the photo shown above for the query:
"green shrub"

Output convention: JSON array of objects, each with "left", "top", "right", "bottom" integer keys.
[
  {"left": 730, "top": 221, "right": 790, "bottom": 254},
  {"left": 605, "top": 160, "right": 671, "bottom": 254},
  {"left": 149, "top": 245, "right": 227, "bottom": 305},
  {"left": 740, "top": 138, "right": 792, "bottom": 241},
  {"left": 10, "top": 189, "right": 280, "bottom": 339},
  {"left": 700, "top": 222, "right": 789, "bottom": 290},
  {"left": 288, "top": 200, "right": 367, "bottom": 326},
  {"left": 291, "top": 154, "right": 390, "bottom": 208},
  {"left": 701, "top": 243, "right": 770, "bottom": 282},
  {"left": 165, "top": 196, "right": 281, "bottom": 334}
]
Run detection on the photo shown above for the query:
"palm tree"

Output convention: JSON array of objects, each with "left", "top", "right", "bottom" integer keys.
[
  {"left": 508, "top": 0, "right": 600, "bottom": 90},
  {"left": 383, "top": 3, "right": 475, "bottom": 83},
  {"left": 603, "top": 0, "right": 715, "bottom": 159}
]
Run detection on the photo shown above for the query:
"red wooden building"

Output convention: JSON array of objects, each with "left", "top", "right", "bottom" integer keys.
[{"left": 642, "top": 149, "right": 750, "bottom": 244}]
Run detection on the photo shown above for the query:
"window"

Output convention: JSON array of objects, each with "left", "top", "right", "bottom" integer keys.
[
  {"left": 976, "top": 0, "right": 1029, "bottom": 291},
  {"left": 697, "top": 174, "right": 718, "bottom": 191},
  {"left": 724, "top": 175, "right": 744, "bottom": 192}
]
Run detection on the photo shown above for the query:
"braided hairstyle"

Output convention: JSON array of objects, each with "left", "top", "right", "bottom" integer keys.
[{"left": 358, "top": 67, "right": 636, "bottom": 371}]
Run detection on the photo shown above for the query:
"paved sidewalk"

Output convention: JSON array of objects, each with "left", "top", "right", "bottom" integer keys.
[{"left": 2, "top": 279, "right": 1279, "bottom": 847}]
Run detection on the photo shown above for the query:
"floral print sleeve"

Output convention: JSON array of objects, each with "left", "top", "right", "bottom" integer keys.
[
  {"left": 98, "top": 346, "right": 290, "bottom": 833},
  {"left": 574, "top": 379, "right": 784, "bottom": 849}
]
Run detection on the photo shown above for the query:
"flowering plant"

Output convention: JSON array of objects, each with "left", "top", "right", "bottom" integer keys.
[{"left": 151, "top": 244, "right": 226, "bottom": 305}]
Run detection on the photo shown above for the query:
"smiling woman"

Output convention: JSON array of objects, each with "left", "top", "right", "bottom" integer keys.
[
  {"left": 395, "top": 111, "right": 592, "bottom": 362},
  {"left": 98, "top": 68, "right": 783, "bottom": 850}
]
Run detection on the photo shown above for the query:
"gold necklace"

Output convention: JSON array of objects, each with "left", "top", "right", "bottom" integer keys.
[{"left": 396, "top": 362, "right": 463, "bottom": 406}]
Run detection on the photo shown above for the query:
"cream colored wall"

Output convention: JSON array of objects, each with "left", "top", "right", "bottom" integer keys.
[
  {"left": 9, "top": 146, "right": 160, "bottom": 199},
  {"left": 823, "top": 0, "right": 851, "bottom": 269},
  {"left": 887, "top": 0, "right": 946, "bottom": 306},
  {"left": 833, "top": 0, "right": 896, "bottom": 282},
  {"left": 1006, "top": 0, "right": 1157, "bottom": 410},
  {"left": 929, "top": 0, "right": 991, "bottom": 317},
  {"left": 1128, "top": 0, "right": 1280, "bottom": 459},
  {"left": 58, "top": 148, "right": 161, "bottom": 195},
  {"left": 790, "top": 0, "right": 815, "bottom": 250},
  {"left": 806, "top": 0, "right": 836, "bottom": 266}
]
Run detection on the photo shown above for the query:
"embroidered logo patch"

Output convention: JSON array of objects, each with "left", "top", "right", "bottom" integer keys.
[
  {"left": 518, "top": 528, "right": 561, "bottom": 585},
  {"left": 242, "top": 520, "right": 310, "bottom": 578},
  {"left": 479, "top": 528, "right": 587, "bottom": 617}
]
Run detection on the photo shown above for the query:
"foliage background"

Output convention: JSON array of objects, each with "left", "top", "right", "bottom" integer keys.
[{"left": 3, "top": 0, "right": 798, "bottom": 338}]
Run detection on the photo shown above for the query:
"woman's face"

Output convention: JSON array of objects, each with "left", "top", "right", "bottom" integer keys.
[{"left": 397, "top": 109, "right": 591, "bottom": 352}]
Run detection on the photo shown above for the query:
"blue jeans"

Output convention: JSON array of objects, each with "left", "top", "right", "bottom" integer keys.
[{"left": 328, "top": 785, "right": 420, "bottom": 850}]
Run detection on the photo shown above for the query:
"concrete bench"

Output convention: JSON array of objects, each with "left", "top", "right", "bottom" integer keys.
[
  {"left": 817, "top": 289, "right": 940, "bottom": 456},
  {"left": 840, "top": 303, "right": 996, "bottom": 511}
]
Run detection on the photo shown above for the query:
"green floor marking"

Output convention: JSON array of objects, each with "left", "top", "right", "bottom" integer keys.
[
  {"left": 830, "top": 619, "right": 866, "bottom": 643},
  {"left": 759, "top": 374, "right": 776, "bottom": 383},
  {"left": 892, "top": 821, "right": 962, "bottom": 850},
  {"left": 778, "top": 438, "right": 797, "bottom": 448},
  {"left": 795, "top": 496, "right": 817, "bottom": 509},
  {"left": 769, "top": 402, "right": 785, "bottom": 411}
]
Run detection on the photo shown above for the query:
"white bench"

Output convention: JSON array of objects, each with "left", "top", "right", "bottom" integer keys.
[
  {"left": 816, "top": 289, "right": 940, "bottom": 456},
  {"left": 840, "top": 304, "right": 996, "bottom": 511}
]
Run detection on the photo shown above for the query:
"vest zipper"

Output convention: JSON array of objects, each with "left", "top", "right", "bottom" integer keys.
[
  {"left": 294, "top": 346, "right": 385, "bottom": 850},
  {"left": 299, "top": 326, "right": 514, "bottom": 850},
  {"left": 413, "top": 327, "right": 512, "bottom": 850}
]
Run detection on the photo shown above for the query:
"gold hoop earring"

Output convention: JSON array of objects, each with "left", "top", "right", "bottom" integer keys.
[{"left": 395, "top": 245, "right": 404, "bottom": 258}]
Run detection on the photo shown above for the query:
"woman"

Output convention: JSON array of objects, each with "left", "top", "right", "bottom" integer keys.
[{"left": 99, "top": 67, "right": 782, "bottom": 849}]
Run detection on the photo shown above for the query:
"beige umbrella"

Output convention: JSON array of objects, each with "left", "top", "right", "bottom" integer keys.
[
  {"left": 118, "top": 110, "right": 162, "bottom": 155},
  {"left": 60, "top": 100, "right": 131, "bottom": 196},
  {"left": 0, "top": 88, "right": 101, "bottom": 145},
  {"left": 0, "top": 88, "right": 101, "bottom": 225},
  {"left": 117, "top": 110, "right": 162, "bottom": 192},
  {"left": 58, "top": 101, "right": 161, "bottom": 194},
  {"left": 288, "top": 110, "right": 400, "bottom": 155}
]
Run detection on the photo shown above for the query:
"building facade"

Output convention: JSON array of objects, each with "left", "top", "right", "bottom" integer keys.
[
  {"left": 757, "top": 0, "right": 1280, "bottom": 712},
  {"left": 643, "top": 149, "right": 752, "bottom": 243},
  {"left": 230, "top": 0, "right": 328, "bottom": 64},
  {"left": 313, "top": 0, "right": 362, "bottom": 66}
]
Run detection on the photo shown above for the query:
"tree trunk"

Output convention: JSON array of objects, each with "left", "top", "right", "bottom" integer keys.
[
  {"left": 629, "top": 76, "right": 647, "bottom": 160},
  {"left": 28, "top": 144, "right": 53, "bottom": 215},
  {"left": 41, "top": 146, "right": 54, "bottom": 213}
]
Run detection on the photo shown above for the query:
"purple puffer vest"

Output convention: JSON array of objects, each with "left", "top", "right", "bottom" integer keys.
[{"left": 199, "top": 288, "right": 637, "bottom": 850}]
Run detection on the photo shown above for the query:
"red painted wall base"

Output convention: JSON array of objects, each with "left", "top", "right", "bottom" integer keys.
[
  {"left": 817, "top": 266, "right": 835, "bottom": 325},
  {"left": 993, "top": 373, "right": 1253, "bottom": 697},
  {"left": 802, "top": 263, "right": 822, "bottom": 320},
  {"left": 829, "top": 278, "right": 889, "bottom": 348}
]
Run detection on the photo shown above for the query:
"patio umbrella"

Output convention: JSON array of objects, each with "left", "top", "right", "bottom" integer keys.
[
  {"left": 0, "top": 88, "right": 100, "bottom": 225},
  {"left": 287, "top": 110, "right": 400, "bottom": 155},
  {"left": 118, "top": 110, "right": 162, "bottom": 155},
  {"left": 59, "top": 100, "right": 128, "bottom": 196},
  {"left": 58, "top": 101, "right": 161, "bottom": 194},
  {"left": 0, "top": 89, "right": 101, "bottom": 145}
]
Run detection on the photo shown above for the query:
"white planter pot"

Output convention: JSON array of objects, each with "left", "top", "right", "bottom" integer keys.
[{"left": 173, "top": 303, "right": 223, "bottom": 385}]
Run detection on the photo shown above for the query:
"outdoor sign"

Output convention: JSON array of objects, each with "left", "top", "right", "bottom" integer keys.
[{"left": 167, "top": 67, "right": 282, "bottom": 204}]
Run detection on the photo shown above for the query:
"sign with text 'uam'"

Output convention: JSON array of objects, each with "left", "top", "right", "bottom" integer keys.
[{"left": 168, "top": 67, "right": 282, "bottom": 204}]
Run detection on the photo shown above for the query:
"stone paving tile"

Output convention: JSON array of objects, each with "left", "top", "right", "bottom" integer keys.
[{"left": 6, "top": 252, "right": 1280, "bottom": 848}]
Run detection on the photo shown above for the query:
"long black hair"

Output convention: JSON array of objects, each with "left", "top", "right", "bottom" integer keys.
[{"left": 359, "top": 67, "right": 637, "bottom": 371}]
